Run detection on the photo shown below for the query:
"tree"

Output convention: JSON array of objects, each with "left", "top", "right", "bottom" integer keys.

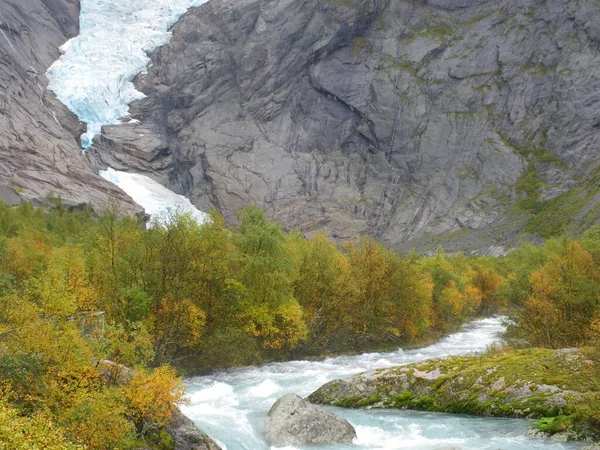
[
  {"left": 233, "top": 207, "right": 306, "bottom": 351},
  {"left": 122, "top": 366, "right": 186, "bottom": 434}
]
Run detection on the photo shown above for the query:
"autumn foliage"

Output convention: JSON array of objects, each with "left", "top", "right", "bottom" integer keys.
[{"left": 4, "top": 199, "right": 599, "bottom": 448}]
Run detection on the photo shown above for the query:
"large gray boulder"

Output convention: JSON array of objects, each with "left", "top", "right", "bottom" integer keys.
[
  {"left": 168, "top": 409, "right": 222, "bottom": 450},
  {"left": 264, "top": 394, "right": 356, "bottom": 447}
]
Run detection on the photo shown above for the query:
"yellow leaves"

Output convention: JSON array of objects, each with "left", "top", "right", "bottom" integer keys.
[
  {"left": 64, "top": 390, "right": 133, "bottom": 450},
  {"left": 471, "top": 265, "right": 504, "bottom": 312},
  {"left": 55, "top": 367, "right": 102, "bottom": 398},
  {"left": 0, "top": 401, "right": 84, "bottom": 450},
  {"left": 1, "top": 227, "right": 50, "bottom": 279},
  {"left": 238, "top": 299, "right": 307, "bottom": 351},
  {"left": 442, "top": 281, "right": 464, "bottom": 318},
  {"left": 150, "top": 297, "right": 207, "bottom": 363},
  {"left": 587, "top": 311, "right": 600, "bottom": 347},
  {"left": 27, "top": 266, "right": 78, "bottom": 318},
  {"left": 96, "top": 322, "right": 155, "bottom": 368},
  {"left": 268, "top": 300, "right": 307, "bottom": 350},
  {"left": 518, "top": 240, "right": 600, "bottom": 347},
  {"left": 517, "top": 296, "right": 562, "bottom": 348},
  {"left": 463, "top": 285, "right": 483, "bottom": 313},
  {"left": 122, "top": 366, "right": 186, "bottom": 427},
  {"left": 22, "top": 246, "right": 98, "bottom": 319}
]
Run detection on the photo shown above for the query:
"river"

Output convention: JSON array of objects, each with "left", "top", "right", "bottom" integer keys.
[
  {"left": 44, "top": 4, "right": 586, "bottom": 449},
  {"left": 182, "top": 317, "right": 584, "bottom": 450}
]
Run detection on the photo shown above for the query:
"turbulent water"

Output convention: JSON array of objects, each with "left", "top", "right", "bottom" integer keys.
[
  {"left": 47, "top": 0, "right": 209, "bottom": 148},
  {"left": 183, "top": 318, "right": 584, "bottom": 450}
]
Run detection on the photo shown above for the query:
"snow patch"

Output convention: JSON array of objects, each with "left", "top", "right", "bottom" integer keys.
[{"left": 100, "top": 168, "right": 207, "bottom": 225}]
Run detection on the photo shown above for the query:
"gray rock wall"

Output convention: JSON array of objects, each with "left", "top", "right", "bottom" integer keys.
[
  {"left": 0, "top": 0, "right": 139, "bottom": 213},
  {"left": 93, "top": 0, "right": 600, "bottom": 251}
]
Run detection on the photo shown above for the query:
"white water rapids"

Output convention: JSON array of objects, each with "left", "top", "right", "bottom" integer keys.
[
  {"left": 44, "top": 4, "right": 585, "bottom": 449},
  {"left": 183, "top": 318, "right": 584, "bottom": 450}
]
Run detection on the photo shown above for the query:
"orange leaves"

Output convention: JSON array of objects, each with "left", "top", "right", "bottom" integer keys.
[
  {"left": 122, "top": 366, "right": 186, "bottom": 428},
  {"left": 510, "top": 240, "right": 600, "bottom": 348}
]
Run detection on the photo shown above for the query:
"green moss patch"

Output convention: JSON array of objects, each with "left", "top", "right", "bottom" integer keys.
[{"left": 309, "top": 348, "right": 600, "bottom": 441}]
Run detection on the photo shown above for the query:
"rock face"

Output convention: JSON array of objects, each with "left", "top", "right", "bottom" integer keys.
[
  {"left": 168, "top": 410, "right": 222, "bottom": 450},
  {"left": 264, "top": 394, "right": 356, "bottom": 446},
  {"left": 95, "top": 360, "right": 222, "bottom": 450},
  {"left": 0, "top": 0, "right": 139, "bottom": 213},
  {"left": 93, "top": 0, "right": 600, "bottom": 252},
  {"left": 308, "top": 348, "right": 600, "bottom": 440}
]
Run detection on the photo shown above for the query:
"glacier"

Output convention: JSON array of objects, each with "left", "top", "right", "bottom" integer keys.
[
  {"left": 46, "top": 0, "right": 208, "bottom": 148},
  {"left": 47, "top": 0, "right": 209, "bottom": 223},
  {"left": 100, "top": 168, "right": 208, "bottom": 225}
]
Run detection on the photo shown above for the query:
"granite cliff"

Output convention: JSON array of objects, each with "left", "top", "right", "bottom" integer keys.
[
  {"left": 92, "top": 0, "right": 600, "bottom": 253},
  {"left": 3, "top": 0, "right": 600, "bottom": 252},
  {"left": 0, "top": 0, "right": 138, "bottom": 212}
]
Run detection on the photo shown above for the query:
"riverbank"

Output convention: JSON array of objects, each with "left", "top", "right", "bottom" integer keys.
[
  {"left": 183, "top": 317, "right": 572, "bottom": 450},
  {"left": 182, "top": 316, "right": 496, "bottom": 376},
  {"left": 308, "top": 347, "right": 600, "bottom": 442}
]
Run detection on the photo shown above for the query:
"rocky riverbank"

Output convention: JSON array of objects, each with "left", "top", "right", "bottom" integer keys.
[
  {"left": 97, "top": 361, "right": 221, "bottom": 450},
  {"left": 309, "top": 348, "right": 600, "bottom": 442}
]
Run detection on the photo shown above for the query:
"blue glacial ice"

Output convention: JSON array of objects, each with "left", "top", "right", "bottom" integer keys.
[{"left": 47, "top": 0, "right": 208, "bottom": 148}]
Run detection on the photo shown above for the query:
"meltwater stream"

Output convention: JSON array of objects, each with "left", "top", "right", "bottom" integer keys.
[{"left": 183, "top": 317, "right": 584, "bottom": 450}]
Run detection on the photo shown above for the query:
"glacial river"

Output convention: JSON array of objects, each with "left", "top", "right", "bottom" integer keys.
[
  {"left": 182, "top": 317, "right": 584, "bottom": 450},
  {"left": 45, "top": 5, "right": 586, "bottom": 449}
]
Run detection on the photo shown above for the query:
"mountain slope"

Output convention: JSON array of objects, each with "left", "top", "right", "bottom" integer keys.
[
  {"left": 0, "top": 0, "right": 139, "bottom": 212},
  {"left": 93, "top": 0, "right": 600, "bottom": 252}
]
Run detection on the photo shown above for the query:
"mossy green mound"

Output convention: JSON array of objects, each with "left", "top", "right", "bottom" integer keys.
[{"left": 308, "top": 348, "right": 600, "bottom": 441}]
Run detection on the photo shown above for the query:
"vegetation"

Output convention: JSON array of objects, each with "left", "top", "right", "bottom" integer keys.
[
  {"left": 0, "top": 199, "right": 508, "bottom": 448},
  {"left": 309, "top": 347, "right": 600, "bottom": 441},
  {"left": 312, "top": 223, "right": 600, "bottom": 441},
  {"left": 1, "top": 197, "right": 600, "bottom": 447}
]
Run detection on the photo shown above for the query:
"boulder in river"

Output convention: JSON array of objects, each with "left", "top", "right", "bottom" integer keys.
[{"left": 265, "top": 394, "right": 356, "bottom": 446}]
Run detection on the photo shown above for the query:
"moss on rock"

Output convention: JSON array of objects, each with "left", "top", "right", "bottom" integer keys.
[{"left": 308, "top": 348, "right": 600, "bottom": 441}]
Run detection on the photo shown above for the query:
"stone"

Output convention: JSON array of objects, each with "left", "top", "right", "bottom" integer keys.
[
  {"left": 168, "top": 409, "right": 222, "bottom": 450},
  {"left": 264, "top": 394, "right": 356, "bottom": 446},
  {"left": 91, "top": 0, "right": 600, "bottom": 253},
  {"left": 309, "top": 349, "right": 598, "bottom": 441},
  {"left": 0, "top": 0, "right": 140, "bottom": 215}
]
